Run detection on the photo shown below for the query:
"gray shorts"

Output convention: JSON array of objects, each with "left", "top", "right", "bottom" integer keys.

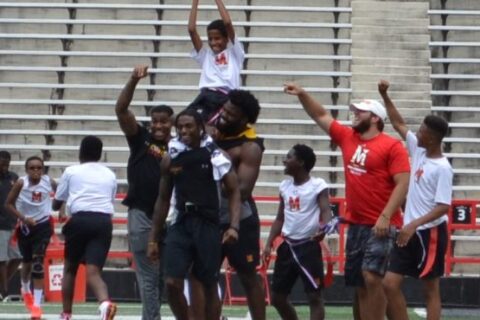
[
  {"left": 344, "top": 224, "right": 396, "bottom": 287},
  {"left": 0, "top": 230, "right": 22, "bottom": 262}
]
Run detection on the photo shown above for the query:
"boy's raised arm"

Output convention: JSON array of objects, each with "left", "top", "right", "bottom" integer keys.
[
  {"left": 215, "top": 0, "right": 235, "bottom": 42},
  {"left": 188, "top": 0, "right": 203, "bottom": 52},
  {"left": 379, "top": 80, "right": 409, "bottom": 140}
]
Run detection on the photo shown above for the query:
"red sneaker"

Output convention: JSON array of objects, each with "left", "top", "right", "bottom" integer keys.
[
  {"left": 21, "top": 290, "right": 33, "bottom": 311},
  {"left": 30, "top": 305, "right": 42, "bottom": 320}
]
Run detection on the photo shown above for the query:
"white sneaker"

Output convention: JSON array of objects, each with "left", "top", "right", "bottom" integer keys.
[{"left": 99, "top": 301, "right": 117, "bottom": 320}]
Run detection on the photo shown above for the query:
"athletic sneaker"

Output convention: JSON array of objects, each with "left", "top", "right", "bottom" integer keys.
[
  {"left": 21, "top": 290, "right": 33, "bottom": 311},
  {"left": 30, "top": 305, "right": 42, "bottom": 320},
  {"left": 59, "top": 312, "right": 72, "bottom": 320},
  {"left": 99, "top": 301, "right": 117, "bottom": 320}
]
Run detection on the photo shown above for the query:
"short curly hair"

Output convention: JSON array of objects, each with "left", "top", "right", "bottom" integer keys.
[
  {"left": 175, "top": 108, "right": 206, "bottom": 137},
  {"left": 228, "top": 90, "right": 261, "bottom": 124},
  {"left": 292, "top": 144, "right": 316, "bottom": 172}
]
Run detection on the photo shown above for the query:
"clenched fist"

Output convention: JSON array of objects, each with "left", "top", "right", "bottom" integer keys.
[
  {"left": 131, "top": 65, "right": 149, "bottom": 81},
  {"left": 378, "top": 79, "right": 390, "bottom": 95},
  {"left": 283, "top": 82, "right": 305, "bottom": 96}
]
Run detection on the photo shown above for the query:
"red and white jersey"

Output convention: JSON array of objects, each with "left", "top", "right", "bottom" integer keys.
[
  {"left": 16, "top": 175, "right": 52, "bottom": 222},
  {"left": 329, "top": 120, "right": 410, "bottom": 227},
  {"left": 280, "top": 177, "right": 328, "bottom": 240}
]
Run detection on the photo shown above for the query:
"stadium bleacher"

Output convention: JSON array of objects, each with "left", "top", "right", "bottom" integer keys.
[{"left": 0, "top": 0, "right": 479, "bottom": 276}]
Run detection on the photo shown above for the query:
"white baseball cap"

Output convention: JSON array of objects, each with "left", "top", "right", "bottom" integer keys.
[{"left": 350, "top": 99, "right": 387, "bottom": 120}]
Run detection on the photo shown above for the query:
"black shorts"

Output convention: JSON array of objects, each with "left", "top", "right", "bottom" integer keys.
[
  {"left": 388, "top": 222, "right": 448, "bottom": 279},
  {"left": 164, "top": 215, "right": 221, "bottom": 285},
  {"left": 17, "top": 220, "right": 52, "bottom": 262},
  {"left": 188, "top": 89, "right": 228, "bottom": 123},
  {"left": 272, "top": 239, "right": 324, "bottom": 294},
  {"left": 62, "top": 212, "right": 112, "bottom": 268},
  {"left": 344, "top": 224, "right": 396, "bottom": 287},
  {"left": 221, "top": 214, "right": 260, "bottom": 274}
]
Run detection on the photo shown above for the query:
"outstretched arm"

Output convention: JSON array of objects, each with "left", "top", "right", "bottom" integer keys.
[
  {"left": 115, "top": 65, "right": 149, "bottom": 137},
  {"left": 215, "top": 0, "right": 235, "bottom": 42},
  {"left": 188, "top": 0, "right": 203, "bottom": 52},
  {"left": 284, "top": 82, "right": 334, "bottom": 133},
  {"left": 379, "top": 80, "right": 408, "bottom": 140}
]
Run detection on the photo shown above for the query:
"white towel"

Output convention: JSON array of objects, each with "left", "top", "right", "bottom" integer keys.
[{"left": 168, "top": 135, "right": 231, "bottom": 181}]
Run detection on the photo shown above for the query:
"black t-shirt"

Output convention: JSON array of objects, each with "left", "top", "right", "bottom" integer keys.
[
  {"left": 122, "top": 125, "right": 167, "bottom": 219},
  {"left": 0, "top": 171, "right": 19, "bottom": 230},
  {"left": 172, "top": 145, "right": 220, "bottom": 224}
]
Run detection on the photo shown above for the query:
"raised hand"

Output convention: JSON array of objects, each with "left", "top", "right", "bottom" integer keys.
[
  {"left": 283, "top": 82, "right": 305, "bottom": 96},
  {"left": 378, "top": 79, "right": 390, "bottom": 95},
  {"left": 131, "top": 65, "right": 149, "bottom": 81}
]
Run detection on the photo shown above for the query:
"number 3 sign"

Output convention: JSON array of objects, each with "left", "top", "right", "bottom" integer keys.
[{"left": 452, "top": 204, "right": 472, "bottom": 225}]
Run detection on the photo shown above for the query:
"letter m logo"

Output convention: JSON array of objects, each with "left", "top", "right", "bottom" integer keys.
[
  {"left": 350, "top": 146, "right": 369, "bottom": 166},
  {"left": 288, "top": 196, "right": 300, "bottom": 211}
]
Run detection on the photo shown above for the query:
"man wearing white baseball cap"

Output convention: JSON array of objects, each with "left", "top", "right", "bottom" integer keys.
[
  {"left": 350, "top": 99, "right": 387, "bottom": 121},
  {"left": 284, "top": 82, "right": 410, "bottom": 320}
]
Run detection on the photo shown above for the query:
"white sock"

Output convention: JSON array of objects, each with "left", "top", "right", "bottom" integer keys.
[
  {"left": 33, "top": 289, "right": 43, "bottom": 306},
  {"left": 21, "top": 281, "right": 31, "bottom": 293}
]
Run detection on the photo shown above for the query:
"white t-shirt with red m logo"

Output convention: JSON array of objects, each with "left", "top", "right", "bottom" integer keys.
[
  {"left": 280, "top": 177, "right": 328, "bottom": 240},
  {"left": 16, "top": 175, "right": 53, "bottom": 222},
  {"left": 191, "top": 36, "right": 245, "bottom": 90}
]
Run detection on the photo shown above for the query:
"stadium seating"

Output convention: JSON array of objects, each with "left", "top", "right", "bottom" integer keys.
[{"left": 0, "top": 0, "right": 479, "bottom": 275}]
